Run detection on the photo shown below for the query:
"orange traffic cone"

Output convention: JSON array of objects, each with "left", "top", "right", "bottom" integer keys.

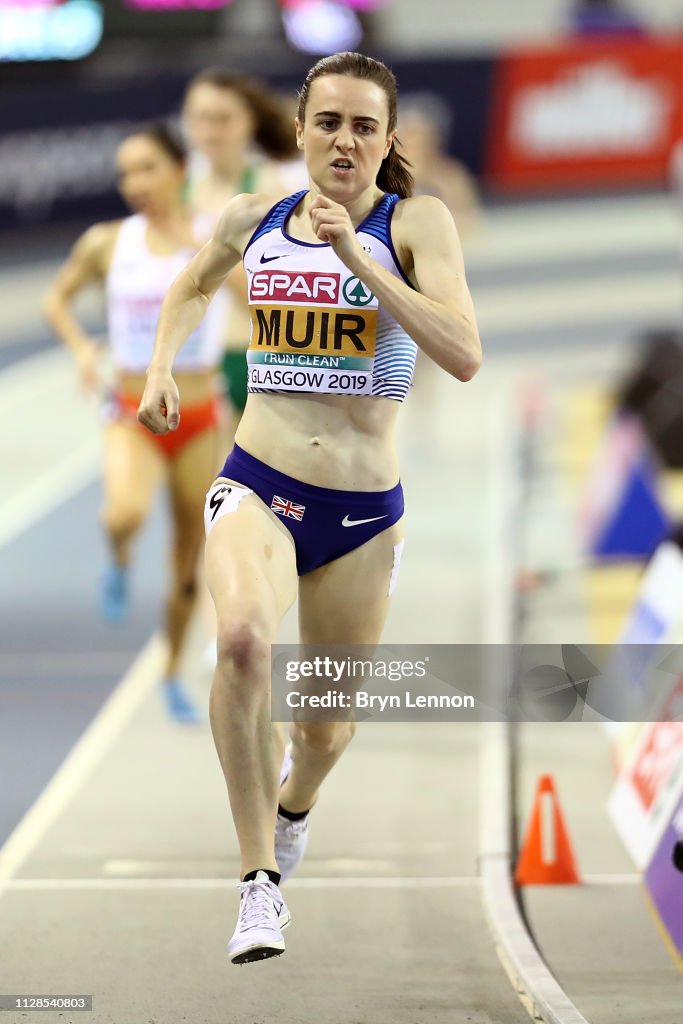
[{"left": 515, "top": 774, "right": 581, "bottom": 885}]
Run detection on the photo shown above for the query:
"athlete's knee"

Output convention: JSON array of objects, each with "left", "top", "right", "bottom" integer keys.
[
  {"left": 101, "top": 503, "right": 147, "bottom": 540},
  {"left": 170, "top": 567, "right": 198, "bottom": 602},
  {"left": 292, "top": 720, "right": 356, "bottom": 757},
  {"left": 216, "top": 618, "right": 271, "bottom": 679}
]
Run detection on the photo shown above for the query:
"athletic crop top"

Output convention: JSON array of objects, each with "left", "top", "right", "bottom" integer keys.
[
  {"left": 243, "top": 190, "right": 418, "bottom": 402},
  {"left": 106, "top": 214, "right": 223, "bottom": 373}
]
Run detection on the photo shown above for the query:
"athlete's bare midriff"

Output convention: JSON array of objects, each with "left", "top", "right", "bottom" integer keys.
[{"left": 235, "top": 391, "right": 401, "bottom": 491}]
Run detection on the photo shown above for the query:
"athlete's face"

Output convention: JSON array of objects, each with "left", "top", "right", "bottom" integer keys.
[
  {"left": 116, "top": 135, "right": 185, "bottom": 215},
  {"left": 183, "top": 84, "right": 255, "bottom": 166},
  {"left": 297, "top": 75, "right": 394, "bottom": 200}
]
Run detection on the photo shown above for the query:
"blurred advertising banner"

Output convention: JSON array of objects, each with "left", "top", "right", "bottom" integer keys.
[
  {"left": 644, "top": 791, "right": 683, "bottom": 958},
  {"left": 608, "top": 714, "right": 683, "bottom": 868},
  {"left": 0, "top": 75, "right": 189, "bottom": 230},
  {"left": 486, "top": 37, "right": 683, "bottom": 193},
  {"left": 0, "top": 56, "right": 493, "bottom": 232}
]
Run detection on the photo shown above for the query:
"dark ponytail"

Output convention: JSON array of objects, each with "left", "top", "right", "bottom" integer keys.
[
  {"left": 377, "top": 140, "right": 413, "bottom": 199},
  {"left": 185, "top": 69, "right": 298, "bottom": 161},
  {"left": 298, "top": 52, "right": 414, "bottom": 199}
]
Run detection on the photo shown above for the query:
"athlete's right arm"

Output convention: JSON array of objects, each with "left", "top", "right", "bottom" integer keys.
[
  {"left": 139, "top": 193, "right": 266, "bottom": 434},
  {"left": 42, "top": 223, "right": 116, "bottom": 393}
]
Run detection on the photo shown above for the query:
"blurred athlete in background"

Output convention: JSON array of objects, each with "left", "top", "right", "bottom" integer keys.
[
  {"left": 398, "top": 92, "right": 481, "bottom": 241},
  {"left": 44, "top": 123, "right": 223, "bottom": 723},
  {"left": 183, "top": 70, "right": 301, "bottom": 442},
  {"left": 397, "top": 92, "right": 482, "bottom": 408}
]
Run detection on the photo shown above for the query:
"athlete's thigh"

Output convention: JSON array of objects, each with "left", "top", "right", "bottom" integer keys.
[
  {"left": 102, "top": 420, "right": 163, "bottom": 512},
  {"left": 168, "top": 427, "right": 219, "bottom": 521},
  {"left": 165, "top": 430, "right": 219, "bottom": 573},
  {"left": 205, "top": 481, "right": 298, "bottom": 632},
  {"left": 298, "top": 518, "right": 404, "bottom": 645}
]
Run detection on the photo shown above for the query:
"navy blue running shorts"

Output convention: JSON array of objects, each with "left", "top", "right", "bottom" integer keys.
[{"left": 206, "top": 444, "right": 404, "bottom": 576}]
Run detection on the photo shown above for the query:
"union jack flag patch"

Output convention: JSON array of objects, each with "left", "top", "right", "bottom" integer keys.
[{"left": 271, "top": 494, "right": 306, "bottom": 521}]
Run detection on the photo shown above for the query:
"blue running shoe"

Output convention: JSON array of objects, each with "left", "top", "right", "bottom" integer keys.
[
  {"left": 100, "top": 565, "right": 128, "bottom": 624},
  {"left": 163, "top": 678, "right": 203, "bottom": 724}
]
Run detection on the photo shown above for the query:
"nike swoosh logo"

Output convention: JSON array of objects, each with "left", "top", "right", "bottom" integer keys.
[
  {"left": 341, "top": 514, "right": 388, "bottom": 528},
  {"left": 260, "top": 252, "right": 291, "bottom": 264}
]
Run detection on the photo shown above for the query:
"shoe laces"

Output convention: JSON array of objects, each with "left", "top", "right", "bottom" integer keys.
[{"left": 236, "top": 879, "right": 276, "bottom": 932}]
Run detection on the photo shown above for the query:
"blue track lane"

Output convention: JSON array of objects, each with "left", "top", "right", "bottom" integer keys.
[{"left": 0, "top": 478, "right": 168, "bottom": 845}]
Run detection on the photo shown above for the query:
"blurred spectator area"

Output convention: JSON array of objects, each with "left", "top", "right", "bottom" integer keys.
[
  {"left": 0, "top": 51, "right": 494, "bottom": 233},
  {"left": 568, "top": 0, "right": 648, "bottom": 36},
  {"left": 2, "top": 0, "right": 683, "bottom": 237},
  {"left": 2, "top": 0, "right": 683, "bottom": 80}
]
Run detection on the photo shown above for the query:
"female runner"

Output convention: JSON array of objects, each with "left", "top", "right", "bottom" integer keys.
[
  {"left": 44, "top": 123, "right": 223, "bottom": 723},
  {"left": 138, "top": 54, "right": 481, "bottom": 960},
  {"left": 183, "top": 69, "right": 300, "bottom": 435}
]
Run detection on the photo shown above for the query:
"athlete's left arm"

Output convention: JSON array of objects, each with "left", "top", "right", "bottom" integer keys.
[{"left": 313, "top": 194, "right": 481, "bottom": 381}]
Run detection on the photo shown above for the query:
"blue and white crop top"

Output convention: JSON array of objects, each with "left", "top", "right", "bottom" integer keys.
[{"left": 243, "top": 190, "right": 418, "bottom": 402}]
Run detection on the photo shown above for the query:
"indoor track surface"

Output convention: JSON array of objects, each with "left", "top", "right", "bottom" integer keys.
[{"left": 1, "top": 192, "right": 681, "bottom": 1023}]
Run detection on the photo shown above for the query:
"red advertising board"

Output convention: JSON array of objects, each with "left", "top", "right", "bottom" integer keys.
[
  {"left": 486, "top": 37, "right": 683, "bottom": 192},
  {"left": 609, "top": 716, "right": 683, "bottom": 867},
  {"left": 628, "top": 718, "right": 683, "bottom": 812}
]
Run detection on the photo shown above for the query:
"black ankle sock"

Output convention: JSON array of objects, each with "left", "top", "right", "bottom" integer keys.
[
  {"left": 278, "top": 803, "right": 309, "bottom": 822},
  {"left": 243, "top": 868, "right": 281, "bottom": 886}
]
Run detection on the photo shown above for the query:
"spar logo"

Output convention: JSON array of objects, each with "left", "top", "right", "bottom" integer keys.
[
  {"left": 512, "top": 62, "right": 673, "bottom": 156},
  {"left": 342, "top": 276, "right": 374, "bottom": 307},
  {"left": 250, "top": 270, "right": 340, "bottom": 304}
]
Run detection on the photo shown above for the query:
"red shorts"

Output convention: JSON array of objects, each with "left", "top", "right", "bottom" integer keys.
[{"left": 113, "top": 392, "right": 220, "bottom": 460}]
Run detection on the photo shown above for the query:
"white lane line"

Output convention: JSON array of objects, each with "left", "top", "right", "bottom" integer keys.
[
  {"left": 101, "top": 856, "right": 422, "bottom": 875},
  {"left": 0, "top": 263, "right": 104, "bottom": 348},
  {"left": 0, "top": 635, "right": 164, "bottom": 895},
  {"left": 0, "top": 346, "right": 84, "bottom": 405},
  {"left": 3, "top": 876, "right": 480, "bottom": 891},
  {"left": 0, "top": 346, "right": 70, "bottom": 402},
  {"left": 0, "top": 437, "right": 100, "bottom": 550},
  {"left": 582, "top": 873, "right": 641, "bottom": 885},
  {"left": 0, "top": 347, "right": 102, "bottom": 550},
  {"left": 479, "top": 389, "right": 591, "bottom": 1024},
  {"left": 0, "top": 873, "right": 641, "bottom": 893}
]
